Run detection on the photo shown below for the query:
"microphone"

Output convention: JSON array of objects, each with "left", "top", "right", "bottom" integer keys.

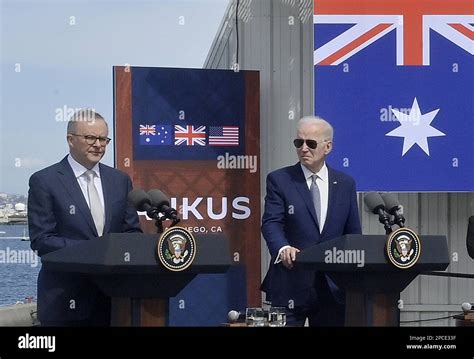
[
  {"left": 461, "top": 302, "right": 473, "bottom": 313},
  {"left": 148, "top": 189, "right": 179, "bottom": 221},
  {"left": 380, "top": 193, "right": 406, "bottom": 228},
  {"left": 467, "top": 216, "right": 474, "bottom": 259},
  {"left": 364, "top": 192, "right": 392, "bottom": 234},
  {"left": 127, "top": 189, "right": 161, "bottom": 220}
]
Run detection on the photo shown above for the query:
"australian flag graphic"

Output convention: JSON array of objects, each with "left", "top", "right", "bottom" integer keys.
[{"left": 313, "top": 0, "right": 474, "bottom": 191}]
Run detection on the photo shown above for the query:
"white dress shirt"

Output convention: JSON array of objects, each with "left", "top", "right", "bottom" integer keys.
[{"left": 67, "top": 155, "right": 105, "bottom": 209}]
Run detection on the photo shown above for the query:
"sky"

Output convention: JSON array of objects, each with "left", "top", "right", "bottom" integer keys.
[{"left": 0, "top": 0, "right": 229, "bottom": 195}]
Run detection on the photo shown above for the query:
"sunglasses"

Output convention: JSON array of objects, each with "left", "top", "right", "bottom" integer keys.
[{"left": 293, "top": 139, "right": 326, "bottom": 149}]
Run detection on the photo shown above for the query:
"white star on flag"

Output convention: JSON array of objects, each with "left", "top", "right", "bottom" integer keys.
[{"left": 385, "top": 98, "right": 445, "bottom": 156}]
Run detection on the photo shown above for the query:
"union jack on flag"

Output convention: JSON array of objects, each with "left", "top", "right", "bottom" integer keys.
[
  {"left": 314, "top": 0, "right": 474, "bottom": 66},
  {"left": 174, "top": 125, "right": 206, "bottom": 146},
  {"left": 139, "top": 124, "right": 156, "bottom": 135}
]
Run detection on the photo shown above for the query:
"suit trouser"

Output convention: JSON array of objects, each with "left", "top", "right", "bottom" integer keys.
[
  {"left": 40, "top": 295, "right": 111, "bottom": 327},
  {"left": 285, "top": 274, "right": 345, "bottom": 327}
]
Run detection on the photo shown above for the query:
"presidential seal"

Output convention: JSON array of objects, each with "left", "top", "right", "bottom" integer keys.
[
  {"left": 386, "top": 227, "right": 421, "bottom": 269},
  {"left": 157, "top": 226, "right": 196, "bottom": 271}
]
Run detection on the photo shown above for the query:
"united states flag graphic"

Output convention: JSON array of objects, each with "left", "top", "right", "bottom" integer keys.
[{"left": 208, "top": 126, "right": 239, "bottom": 146}]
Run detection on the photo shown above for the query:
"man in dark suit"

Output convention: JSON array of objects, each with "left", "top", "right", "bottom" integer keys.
[
  {"left": 28, "top": 109, "right": 142, "bottom": 326},
  {"left": 261, "top": 116, "right": 362, "bottom": 326}
]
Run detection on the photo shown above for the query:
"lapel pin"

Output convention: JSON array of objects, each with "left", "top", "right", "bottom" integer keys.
[{"left": 333, "top": 181, "right": 338, "bottom": 185}]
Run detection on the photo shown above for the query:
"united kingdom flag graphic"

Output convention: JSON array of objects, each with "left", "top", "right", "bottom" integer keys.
[
  {"left": 174, "top": 125, "right": 206, "bottom": 146},
  {"left": 314, "top": 0, "right": 474, "bottom": 191},
  {"left": 314, "top": 0, "right": 473, "bottom": 66},
  {"left": 139, "top": 124, "right": 156, "bottom": 135}
]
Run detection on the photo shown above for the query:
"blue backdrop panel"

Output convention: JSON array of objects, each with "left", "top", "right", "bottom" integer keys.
[
  {"left": 126, "top": 67, "right": 256, "bottom": 326},
  {"left": 169, "top": 266, "right": 246, "bottom": 326}
]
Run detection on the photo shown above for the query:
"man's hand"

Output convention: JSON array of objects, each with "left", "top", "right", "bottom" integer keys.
[{"left": 280, "top": 246, "right": 300, "bottom": 269}]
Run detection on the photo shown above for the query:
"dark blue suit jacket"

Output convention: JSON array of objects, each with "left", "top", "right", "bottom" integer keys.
[
  {"left": 261, "top": 163, "right": 361, "bottom": 308},
  {"left": 28, "top": 156, "right": 142, "bottom": 323}
]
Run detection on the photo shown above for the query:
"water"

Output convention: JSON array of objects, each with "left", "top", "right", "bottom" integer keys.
[
  {"left": 267, "top": 307, "right": 287, "bottom": 327},
  {"left": 245, "top": 307, "right": 266, "bottom": 327},
  {"left": 0, "top": 224, "right": 40, "bottom": 306}
]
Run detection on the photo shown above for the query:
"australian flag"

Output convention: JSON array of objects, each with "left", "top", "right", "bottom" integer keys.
[
  {"left": 139, "top": 125, "right": 172, "bottom": 145},
  {"left": 132, "top": 67, "right": 246, "bottom": 161},
  {"left": 314, "top": 0, "right": 474, "bottom": 191}
]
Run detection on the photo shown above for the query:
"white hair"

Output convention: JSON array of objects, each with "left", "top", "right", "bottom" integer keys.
[
  {"left": 67, "top": 109, "right": 107, "bottom": 133},
  {"left": 296, "top": 115, "right": 333, "bottom": 140}
]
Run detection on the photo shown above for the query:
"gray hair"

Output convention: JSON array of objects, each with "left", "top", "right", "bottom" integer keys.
[
  {"left": 297, "top": 115, "right": 333, "bottom": 140},
  {"left": 67, "top": 109, "right": 107, "bottom": 133}
]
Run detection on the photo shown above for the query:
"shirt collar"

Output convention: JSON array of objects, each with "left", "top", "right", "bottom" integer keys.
[
  {"left": 300, "top": 162, "right": 328, "bottom": 182},
  {"left": 68, "top": 154, "right": 101, "bottom": 179}
]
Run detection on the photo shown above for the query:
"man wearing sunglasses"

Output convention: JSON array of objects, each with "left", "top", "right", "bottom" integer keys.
[
  {"left": 28, "top": 109, "right": 142, "bottom": 326},
  {"left": 261, "top": 116, "right": 361, "bottom": 326}
]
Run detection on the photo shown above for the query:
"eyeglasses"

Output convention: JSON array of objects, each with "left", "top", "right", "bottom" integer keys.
[
  {"left": 69, "top": 134, "right": 111, "bottom": 145},
  {"left": 293, "top": 138, "right": 329, "bottom": 149}
]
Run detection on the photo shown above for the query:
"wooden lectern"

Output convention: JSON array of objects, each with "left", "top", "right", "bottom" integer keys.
[
  {"left": 296, "top": 234, "right": 449, "bottom": 326},
  {"left": 41, "top": 233, "right": 231, "bottom": 326}
]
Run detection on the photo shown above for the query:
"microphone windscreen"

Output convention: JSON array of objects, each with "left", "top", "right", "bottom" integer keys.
[
  {"left": 148, "top": 189, "right": 170, "bottom": 208},
  {"left": 380, "top": 193, "right": 401, "bottom": 213},
  {"left": 364, "top": 192, "right": 385, "bottom": 214},
  {"left": 127, "top": 189, "right": 151, "bottom": 211},
  {"left": 467, "top": 216, "right": 474, "bottom": 259},
  {"left": 468, "top": 216, "right": 474, "bottom": 237}
]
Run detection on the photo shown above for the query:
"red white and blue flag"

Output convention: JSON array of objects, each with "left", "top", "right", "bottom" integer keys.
[
  {"left": 209, "top": 126, "right": 239, "bottom": 146},
  {"left": 174, "top": 125, "right": 206, "bottom": 146},
  {"left": 314, "top": 0, "right": 473, "bottom": 66},
  {"left": 314, "top": 0, "right": 474, "bottom": 191},
  {"left": 139, "top": 124, "right": 156, "bottom": 135},
  {"left": 139, "top": 124, "right": 172, "bottom": 145}
]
